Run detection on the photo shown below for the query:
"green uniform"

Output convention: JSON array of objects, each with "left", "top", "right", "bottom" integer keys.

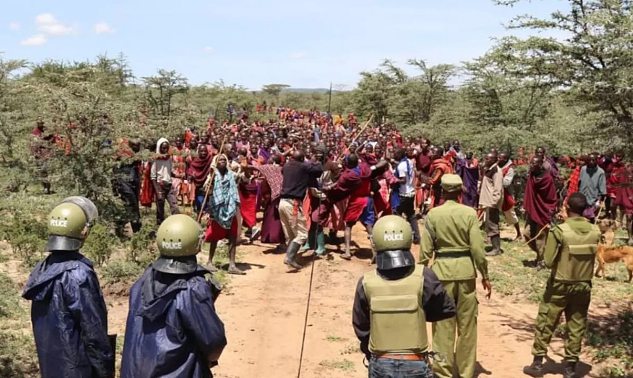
[
  {"left": 362, "top": 265, "right": 428, "bottom": 354},
  {"left": 531, "top": 217, "right": 600, "bottom": 362},
  {"left": 421, "top": 200, "right": 489, "bottom": 378}
]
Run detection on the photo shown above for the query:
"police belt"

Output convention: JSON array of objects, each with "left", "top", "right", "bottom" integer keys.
[
  {"left": 435, "top": 251, "right": 471, "bottom": 258},
  {"left": 374, "top": 352, "right": 429, "bottom": 361}
]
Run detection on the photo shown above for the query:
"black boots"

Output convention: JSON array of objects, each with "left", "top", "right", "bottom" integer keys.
[
  {"left": 284, "top": 241, "right": 303, "bottom": 270},
  {"left": 523, "top": 356, "right": 544, "bottom": 377},
  {"left": 486, "top": 235, "right": 503, "bottom": 256},
  {"left": 563, "top": 361, "right": 577, "bottom": 378},
  {"left": 523, "top": 357, "right": 576, "bottom": 378}
]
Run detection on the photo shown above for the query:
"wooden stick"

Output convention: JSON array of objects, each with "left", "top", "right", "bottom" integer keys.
[
  {"left": 522, "top": 224, "right": 550, "bottom": 246},
  {"left": 348, "top": 114, "right": 374, "bottom": 152},
  {"left": 595, "top": 201, "right": 606, "bottom": 220},
  {"left": 336, "top": 114, "right": 374, "bottom": 162},
  {"left": 196, "top": 136, "right": 228, "bottom": 223}
]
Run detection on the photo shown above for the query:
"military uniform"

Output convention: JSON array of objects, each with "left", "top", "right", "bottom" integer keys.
[
  {"left": 529, "top": 217, "right": 600, "bottom": 371},
  {"left": 420, "top": 175, "right": 489, "bottom": 378},
  {"left": 353, "top": 215, "right": 455, "bottom": 378}
]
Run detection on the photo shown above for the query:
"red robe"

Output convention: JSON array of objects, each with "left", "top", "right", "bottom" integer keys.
[
  {"left": 523, "top": 171, "right": 558, "bottom": 226},
  {"left": 329, "top": 164, "right": 371, "bottom": 223}
]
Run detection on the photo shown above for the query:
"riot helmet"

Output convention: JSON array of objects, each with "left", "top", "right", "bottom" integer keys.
[
  {"left": 46, "top": 196, "right": 98, "bottom": 252},
  {"left": 153, "top": 214, "right": 203, "bottom": 274},
  {"left": 371, "top": 215, "right": 415, "bottom": 270}
]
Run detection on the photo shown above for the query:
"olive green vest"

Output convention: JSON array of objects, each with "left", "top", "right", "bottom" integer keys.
[
  {"left": 362, "top": 265, "right": 428, "bottom": 354},
  {"left": 554, "top": 223, "right": 600, "bottom": 282}
]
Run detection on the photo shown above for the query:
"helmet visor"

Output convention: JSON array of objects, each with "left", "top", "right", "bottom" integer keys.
[
  {"left": 62, "top": 196, "right": 98, "bottom": 225},
  {"left": 376, "top": 250, "right": 415, "bottom": 270}
]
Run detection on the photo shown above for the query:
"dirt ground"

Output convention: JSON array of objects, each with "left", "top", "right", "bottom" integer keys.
[
  {"left": 103, "top": 226, "right": 609, "bottom": 378},
  {"left": 1, "top": 226, "right": 621, "bottom": 378}
]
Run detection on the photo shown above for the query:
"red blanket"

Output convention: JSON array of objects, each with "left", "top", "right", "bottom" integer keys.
[{"left": 523, "top": 171, "right": 558, "bottom": 226}]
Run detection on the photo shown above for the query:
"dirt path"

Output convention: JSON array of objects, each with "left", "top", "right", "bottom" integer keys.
[
  {"left": 147, "top": 227, "right": 601, "bottom": 378},
  {"left": 2, "top": 233, "right": 610, "bottom": 378}
]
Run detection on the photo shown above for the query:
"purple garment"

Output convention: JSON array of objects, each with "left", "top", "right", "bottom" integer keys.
[
  {"left": 457, "top": 159, "right": 479, "bottom": 208},
  {"left": 258, "top": 147, "right": 271, "bottom": 164},
  {"left": 261, "top": 197, "right": 284, "bottom": 244}
]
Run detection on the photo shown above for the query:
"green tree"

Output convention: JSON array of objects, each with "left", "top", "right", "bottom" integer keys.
[{"left": 494, "top": 0, "right": 633, "bottom": 152}]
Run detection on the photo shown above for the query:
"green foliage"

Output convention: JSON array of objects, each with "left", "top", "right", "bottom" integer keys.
[
  {"left": 82, "top": 223, "right": 118, "bottom": 266},
  {"left": 353, "top": 59, "right": 454, "bottom": 125},
  {"left": 128, "top": 222, "right": 158, "bottom": 265},
  {"left": 0, "top": 272, "right": 38, "bottom": 377},
  {"left": 261, "top": 83, "right": 290, "bottom": 98},
  {"left": 101, "top": 259, "right": 145, "bottom": 285},
  {"left": 586, "top": 307, "right": 633, "bottom": 377},
  {"left": 0, "top": 194, "right": 52, "bottom": 268},
  {"left": 495, "top": 0, "right": 633, "bottom": 155}
]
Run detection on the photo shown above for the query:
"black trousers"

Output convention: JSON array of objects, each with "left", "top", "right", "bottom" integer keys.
[
  {"left": 115, "top": 179, "right": 141, "bottom": 232},
  {"left": 396, "top": 195, "right": 421, "bottom": 242}
]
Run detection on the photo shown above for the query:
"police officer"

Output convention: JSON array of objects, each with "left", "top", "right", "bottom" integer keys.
[
  {"left": 113, "top": 138, "right": 142, "bottom": 236},
  {"left": 22, "top": 196, "right": 114, "bottom": 378},
  {"left": 353, "top": 215, "right": 456, "bottom": 378},
  {"left": 523, "top": 192, "right": 601, "bottom": 378},
  {"left": 420, "top": 174, "right": 492, "bottom": 378},
  {"left": 121, "top": 214, "right": 227, "bottom": 378}
]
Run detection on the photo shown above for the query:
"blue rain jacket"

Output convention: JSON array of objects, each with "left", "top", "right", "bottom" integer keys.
[
  {"left": 22, "top": 251, "right": 114, "bottom": 378},
  {"left": 120, "top": 266, "right": 227, "bottom": 378}
]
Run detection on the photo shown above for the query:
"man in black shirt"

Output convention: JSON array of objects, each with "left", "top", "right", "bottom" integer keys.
[{"left": 279, "top": 149, "right": 323, "bottom": 270}]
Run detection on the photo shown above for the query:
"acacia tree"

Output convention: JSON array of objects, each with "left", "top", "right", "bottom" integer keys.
[
  {"left": 142, "top": 69, "right": 189, "bottom": 123},
  {"left": 494, "top": 0, "right": 633, "bottom": 152},
  {"left": 0, "top": 58, "right": 30, "bottom": 190},
  {"left": 354, "top": 59, "right": 454, "bottom": 125}
]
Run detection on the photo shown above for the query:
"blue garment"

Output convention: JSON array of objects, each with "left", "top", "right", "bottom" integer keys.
[
  {"left": 22, "top": 251, "right": 114, "bottom": 378},
  {"left": 360, "top": 196, "right": 376, "bottom": 226},
  {"left": 209, "top": 169, "right": 239, "bottom": 229},
  {"left": 579, "top": 165, "right": 606, "bottom": 205},
  {"left": 369, "top": 357, "right": 433, "bottom": 378},
  {"left": 390, "top": 189, "right": 401, "bottom": 210},
  {"left": 120, "top": 266, "right": 227, "bottom": 378}
]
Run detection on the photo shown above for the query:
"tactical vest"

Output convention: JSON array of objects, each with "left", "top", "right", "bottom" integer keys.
[
  {"left": 554, "top": 223, "right": 601, "bottom": 282},
  {"left": 362, "top": 265, "right": 428, "bottom": 354}
]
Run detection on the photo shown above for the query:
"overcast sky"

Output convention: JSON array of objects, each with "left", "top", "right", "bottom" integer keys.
[{"left": 1, "top": 0, "right": 566, "bottom": 89}]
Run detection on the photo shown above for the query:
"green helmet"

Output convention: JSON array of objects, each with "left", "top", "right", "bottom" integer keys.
[
  {"left": 372, "top": 215, "right": 414, "bottom": 270},
  {"left": 153, "top": 214, "right": 203, "bottom": 274},
  {"left": 46, "top": 196, "right": 98, "bottom": 252}
]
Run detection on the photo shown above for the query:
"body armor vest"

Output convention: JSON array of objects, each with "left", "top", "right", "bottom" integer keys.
[
  {"left": 554, "top": 222, "right": 600, "bottom": 282},
  {"left": 362, "top": 265, "right": 428, "bottom": 354}
]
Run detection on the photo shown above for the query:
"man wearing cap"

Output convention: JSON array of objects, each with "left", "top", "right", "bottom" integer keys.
[{"left": 420, "top": 174, "right": 492, "bottom": 378}]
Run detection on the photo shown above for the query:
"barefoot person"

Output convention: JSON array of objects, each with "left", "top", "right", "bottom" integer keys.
[
  {"left": 523, "top": 156, "right": 558, "bottom": 266},
  {"left": 204, "top": 154, "right": 244, "bottom": 275},
  {"left": 523, "top": 193, "right": 601, "bottom": 378}
]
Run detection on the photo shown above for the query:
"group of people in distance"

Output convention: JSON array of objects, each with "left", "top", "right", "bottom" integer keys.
[{"left": 24, "top": 106, "right": 628, "bottom": 378}]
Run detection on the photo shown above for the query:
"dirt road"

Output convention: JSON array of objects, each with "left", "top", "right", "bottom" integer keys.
[
  {"left": 108, "top": 228, "right": 600, "bottom": 378},
  {"left": 3, "top": 231, "right": 608, "bottom": 378}
]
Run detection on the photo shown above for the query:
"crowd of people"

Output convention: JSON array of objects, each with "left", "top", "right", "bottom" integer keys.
[
  {"left": 30, "top": 107, "right": 633, "bottom": 272},
  {"left": 25, "top": 106, "right": 632, "bottom": 378}
]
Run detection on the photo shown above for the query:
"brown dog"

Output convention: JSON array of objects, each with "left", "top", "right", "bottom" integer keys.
[
  {"left": 596, "top": 219, "right": 618, "bottom": 247},
  {"left": 595, "top": 244, "right": 633, "bottom": 282}
]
